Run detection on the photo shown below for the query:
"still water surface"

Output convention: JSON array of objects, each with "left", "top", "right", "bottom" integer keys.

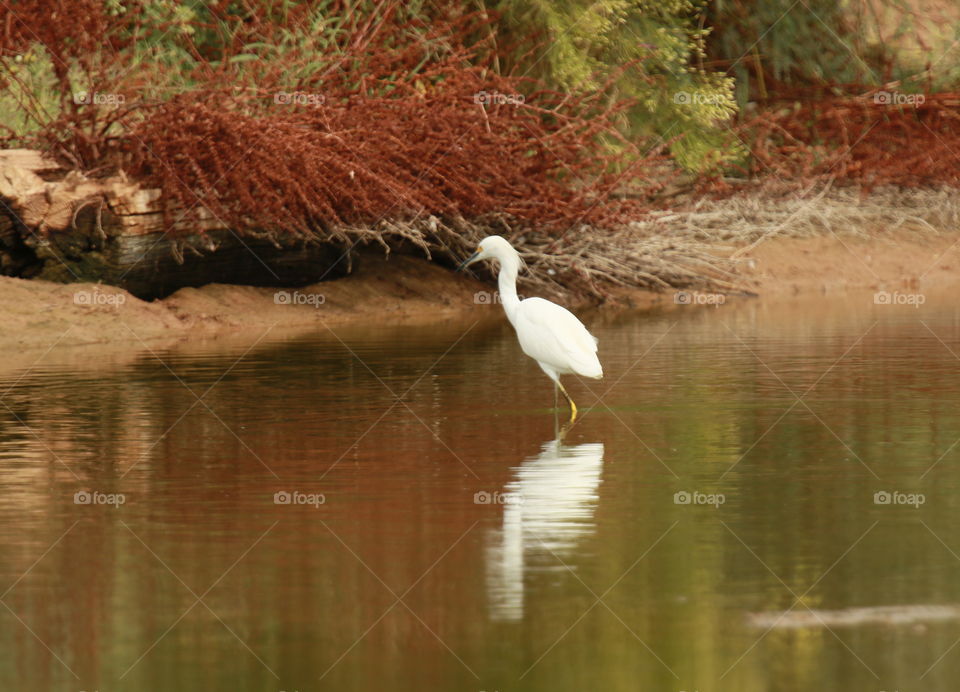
[{"left": 3, "top": 293, "right": 960, "bottom": 691}]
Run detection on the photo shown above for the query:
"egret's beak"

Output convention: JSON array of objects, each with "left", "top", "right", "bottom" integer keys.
[{"left": 456, "top": 251, "right": 480, "bottom": 273}]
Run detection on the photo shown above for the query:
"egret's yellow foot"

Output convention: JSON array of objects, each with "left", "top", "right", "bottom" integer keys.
[{"left": 557, "top": 382, "right": 577, "bottom": 423}]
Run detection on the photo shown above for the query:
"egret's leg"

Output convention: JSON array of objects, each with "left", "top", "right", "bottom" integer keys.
[
  {"left": 552, "top": 381, "right": 560, "bottom": 435},
  {"left": 557, "top": 381, "right": 577, "bottom": 423},
  {"left": 557, "top": 419, "right": 572, "bottom": 442}
]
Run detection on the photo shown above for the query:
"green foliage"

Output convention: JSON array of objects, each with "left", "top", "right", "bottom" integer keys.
[
  {"left": 0, "top": 1, "right": 203, "bottom": 143},
  {"left": 1, "top": 0, "right": 741, "bottom": 173},
  {"left": 6, "top": 0, "right": 960, "bottom": 178},
  {"left": 709, "top": 0, "right": 863, "bottom": 97},
  {"left": 0, "top": 49, "right": 61, "bottom": 139},
  {"left": 107, "top": 1, "right": 451, "bottom": 101},
  {"left": 0, "top": 0, "right": 455, "bottom": 150},
  {"left": 706, "top": 0, "right": 960, "bottom": 102},
  {"left": 484, "top": 0, "right": 740, "bottom": 172}
]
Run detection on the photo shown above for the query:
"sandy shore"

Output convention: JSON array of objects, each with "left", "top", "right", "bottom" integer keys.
[
  {"left": 740, "top": 226, "right": 958, "bottom": 296},
  {"left": 1, "top": 226, "right": 958, "bottom": 359},
  {"left": 1, "top": 252, "right": 491, "bottom": 350}
]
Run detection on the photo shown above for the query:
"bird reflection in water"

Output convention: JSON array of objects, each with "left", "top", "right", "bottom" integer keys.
[{"left": 485, "top": 436, "right": 604, "bottom": 621}]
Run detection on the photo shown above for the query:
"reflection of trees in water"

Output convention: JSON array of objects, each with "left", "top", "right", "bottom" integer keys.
[
  {"left": 5, "top": 311, "right": 960, "bottom": 687},
  {"left": 0, "top": 396, "right": 33, "bottom": 456},
  {"left": 0, "top": 324, "right": 537, "bottom": 687}
]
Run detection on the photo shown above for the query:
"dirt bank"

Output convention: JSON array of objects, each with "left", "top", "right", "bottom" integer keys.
[
  {"left": 738, "top": 225, "right": 960, "bottom": 296},
  {"left": 2, "top": 224, "right": 959, "bottom": 355},
  {"left": 0, "top": 251, "right": 492, "bottom": 350}
]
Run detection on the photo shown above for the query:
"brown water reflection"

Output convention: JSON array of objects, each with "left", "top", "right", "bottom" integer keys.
[{"left": 3, "top": 291, "right": 960, "bottom": 690}]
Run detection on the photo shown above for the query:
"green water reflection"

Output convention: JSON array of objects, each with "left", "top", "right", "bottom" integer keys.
[{"left": 2, "top": 292, "right": 960, "bottom": 690}]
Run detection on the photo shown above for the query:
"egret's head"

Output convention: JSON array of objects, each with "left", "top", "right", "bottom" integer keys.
[{"left": 457, "top": 235, "right": 523, "bottom": 272}]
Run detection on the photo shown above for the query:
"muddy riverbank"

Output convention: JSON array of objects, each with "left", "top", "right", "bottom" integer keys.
[{"left": 2, "top": 221, "right": 958, "bottom": 356}]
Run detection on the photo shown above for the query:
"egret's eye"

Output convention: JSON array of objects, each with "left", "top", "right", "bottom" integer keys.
[{"left": 476, "top": 246, "right": 483, "bottom": 254}]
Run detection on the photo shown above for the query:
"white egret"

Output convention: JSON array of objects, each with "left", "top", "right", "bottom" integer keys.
[{"left": 458, "top": 236, "right": 602, "bottom": 421}]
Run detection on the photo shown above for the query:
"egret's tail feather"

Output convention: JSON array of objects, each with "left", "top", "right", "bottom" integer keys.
[{"left": 572, "top": 355, "right": 603, "bottom": 380}]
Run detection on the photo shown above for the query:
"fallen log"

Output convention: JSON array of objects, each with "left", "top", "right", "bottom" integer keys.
[{"left": 0, "top": 149, "right": 350, "bottom": 300}]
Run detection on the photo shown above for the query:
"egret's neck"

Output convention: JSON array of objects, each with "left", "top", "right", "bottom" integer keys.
[{"left": 497, "top": 255, "right": 522, "bottom": 324}]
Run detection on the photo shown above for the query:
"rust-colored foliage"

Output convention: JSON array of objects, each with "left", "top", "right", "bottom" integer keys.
[
  {"left": 0, "top": 1, "right": 132, "bottom": 163},
  {"left": 122, "top": 10, "right": 655, "bottom": 235},
  {"left": 3, "top": 1, "right": 658, "bottom": 237},
  {"left": 740, "top": 92, "right": 960, "bottom": 189},
  {"left": 0, "top": 1, "right": 125, "bottom": 69},
  {"left": 126, "top": 85, "right": 646, "bottom": 235}
]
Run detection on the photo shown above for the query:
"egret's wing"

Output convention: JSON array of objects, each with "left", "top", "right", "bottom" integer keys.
[{"left": 515, "top": 298, "right": 602, "bottom": 378}]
